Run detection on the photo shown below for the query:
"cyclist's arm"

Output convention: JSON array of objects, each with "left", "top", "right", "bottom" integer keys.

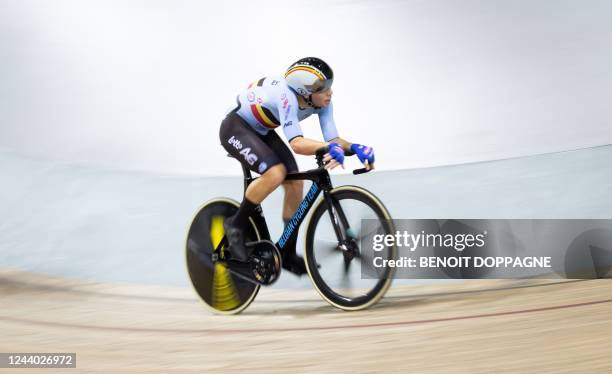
[
  {"left": 290, "top": 136, "right": 344, "bottom": 170},
  {"left": 277, "top": 90, "right": 326, "bottom": 155},
  {"left": 318, "top": 101, "right": 340, "bottom": 143},
  {"left": 280, "top": 93, "right": 342, "bottom": 155},
  {"left": 278, "top": 88, "right": 305, "bottom": 143},
  {"left": 316, "top": 101, "right": 354, "bottom": 154},
  {"left": 289, "top": 136, "right": 329, "bottom": 155},
  {"left": 326, "top": 137, "right": 353, "bottom": 153}
]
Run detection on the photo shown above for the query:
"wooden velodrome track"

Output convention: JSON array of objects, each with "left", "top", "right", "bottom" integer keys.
[{"left": 1, "top": 268, "right": 610, "bottom": 373}]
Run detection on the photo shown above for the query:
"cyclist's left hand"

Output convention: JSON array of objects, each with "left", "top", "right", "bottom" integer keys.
[
  {"left": 323, "top": 142, "right": 345, "bottom": 170},
  {"left": 350, "top": 143, "right": 375, "bottom": 170}
]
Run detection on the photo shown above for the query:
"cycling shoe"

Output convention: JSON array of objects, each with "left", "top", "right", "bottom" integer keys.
[
  {"left": 223, "top": 217, "right": 250, "bottom": 262},
  {"left": 282, "top": 253, "right": 308, "bottom": 276}
]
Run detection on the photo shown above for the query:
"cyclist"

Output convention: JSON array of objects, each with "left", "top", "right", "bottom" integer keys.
[{"left": 219, "top": 57, "right": 375, "bottom": 275}]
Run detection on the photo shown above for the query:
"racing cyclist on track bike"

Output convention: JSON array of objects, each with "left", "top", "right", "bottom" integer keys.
[{"left": 219, "top": 57, "right": 375, "bottom": 275}]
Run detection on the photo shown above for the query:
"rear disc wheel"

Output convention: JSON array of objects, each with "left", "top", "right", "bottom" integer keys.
[{"left": 185, "top": 198, "right": 261, "bottom": 314}]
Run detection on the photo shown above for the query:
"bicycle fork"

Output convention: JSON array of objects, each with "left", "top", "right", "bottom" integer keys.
[{"left": 323, "top": 192, "right": 358, "bottom": 258}]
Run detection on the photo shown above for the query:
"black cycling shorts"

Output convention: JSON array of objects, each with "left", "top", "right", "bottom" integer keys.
[{"left": 219, "top": 112, "right": 299, "bottom": 175}]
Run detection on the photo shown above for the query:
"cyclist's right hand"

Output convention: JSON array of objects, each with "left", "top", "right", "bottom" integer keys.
[
  {"left": 323, "top": 142, "right": 344, "bottom": 170},
  {"left": 350, "top": 143, "right": 375, "bottom": 170}
]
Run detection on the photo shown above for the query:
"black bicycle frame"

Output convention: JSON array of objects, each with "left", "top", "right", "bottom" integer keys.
[{"left": 236, "top": 153, "right": 352, "bottom": 253}]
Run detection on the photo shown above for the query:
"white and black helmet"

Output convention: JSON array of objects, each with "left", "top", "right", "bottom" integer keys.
[{"left": 284, "top": 57, "right": 334, "bottom": 97}]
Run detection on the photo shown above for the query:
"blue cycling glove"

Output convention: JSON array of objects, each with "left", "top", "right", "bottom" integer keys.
[
  {"left": 350, "top": 143, "right": 375, "bottom": 166},
  {"left": 328, "top": 142, "right": 345, "bottom": 165}
]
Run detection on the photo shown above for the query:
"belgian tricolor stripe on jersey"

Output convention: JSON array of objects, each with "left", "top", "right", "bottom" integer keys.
[
  {"left": 250, "top": 104, "right": 280, "bottom": 128},
  {"left": 247, "top": 77, "right": 266, "bottom": 88},
  {"left": 285, "top": 66, "right": 326, "bottom": 80}
]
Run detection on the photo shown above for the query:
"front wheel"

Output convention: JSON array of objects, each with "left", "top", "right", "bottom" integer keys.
[{"left": 304, "top": 186, "right": 396, "bottom": 310}]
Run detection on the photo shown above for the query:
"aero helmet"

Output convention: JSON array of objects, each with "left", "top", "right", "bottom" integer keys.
[{"left": 285, "top": 57, "right": 334, "bottom": 97}]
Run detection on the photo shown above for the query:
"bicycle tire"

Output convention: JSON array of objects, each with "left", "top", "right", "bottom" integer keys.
[
  {"left": 185, "top": 198, "right": 261, "bottom": 315},
  {"left": 304, "top": 185, "right": 396, "bottom": 310}
]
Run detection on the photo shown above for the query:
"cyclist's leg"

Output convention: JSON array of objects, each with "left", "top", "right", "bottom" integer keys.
[
  {"left": 261, "top": 131, "right": 307, "bottom": 274},
  {"left": 261, "top": 131, "right": 303, "bottom": 221},
  {"left": 219, "top": 113, "right": 287, "bottom": 260}
]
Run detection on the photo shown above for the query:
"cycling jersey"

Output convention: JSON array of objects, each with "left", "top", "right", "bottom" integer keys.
[{"left": 232, "top": 76, "right": 339, "bottom": 143}]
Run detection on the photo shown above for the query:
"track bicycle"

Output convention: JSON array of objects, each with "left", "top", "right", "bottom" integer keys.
[{"left": 185, "top": 146, "right": 397, "bottom": 314}]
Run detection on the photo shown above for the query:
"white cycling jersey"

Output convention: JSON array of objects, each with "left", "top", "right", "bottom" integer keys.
[{"left": 232, "top": 76, "right": 339, "bottom": 142}]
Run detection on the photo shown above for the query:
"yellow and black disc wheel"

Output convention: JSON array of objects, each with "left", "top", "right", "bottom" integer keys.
[{"left": 185, "top": 198, "right": 260, "bottom": 315}]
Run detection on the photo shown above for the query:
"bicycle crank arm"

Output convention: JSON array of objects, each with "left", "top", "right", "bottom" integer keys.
[
  {"left": 223, "top": 259, "right": 270, "bottom": 286},
  {"left": 224, "top": 240, "right": 282, "bottom": 286}
]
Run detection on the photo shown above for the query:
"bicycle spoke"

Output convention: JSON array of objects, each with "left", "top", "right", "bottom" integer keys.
[
  {"left": 355, "top": 223, "right": 384, "bottom": 242},
  {"left": 341, "top": 204, "right": 376, "bottom": 237},
  {"left": 306, "top": 187, "right": 395, "bottom": 310},
  {"left": 339, "top": 262, "right": 352, "bottom": 291},
  {"left": 343, "top": 255, "right": 352, "bottom": 273},
  {"left": 313, "top": 238, "right": 342, "bottom": 260}
]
